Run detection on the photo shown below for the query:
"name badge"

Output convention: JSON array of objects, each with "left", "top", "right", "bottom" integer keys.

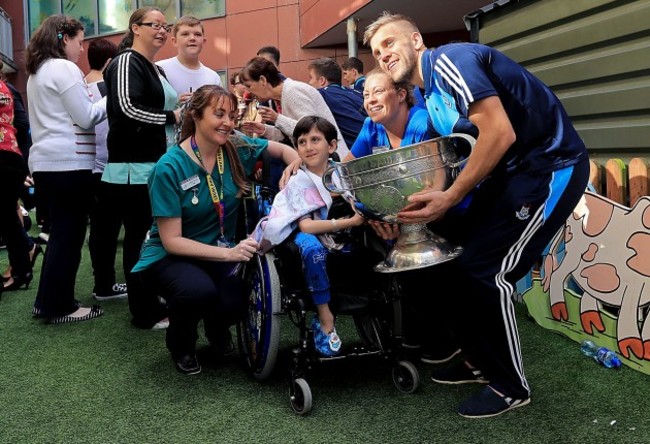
[{"left": 180, "top": 175, "right": 201, "bottom": 191}]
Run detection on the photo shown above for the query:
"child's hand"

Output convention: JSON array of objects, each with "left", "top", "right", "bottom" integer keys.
[{"left": 351, "top": 212, "right": 366, "bottom": 226}]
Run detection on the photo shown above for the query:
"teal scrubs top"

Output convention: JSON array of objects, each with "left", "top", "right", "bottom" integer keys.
[{"left": 132, "top": 134, "right": 268, "bottom": 272}]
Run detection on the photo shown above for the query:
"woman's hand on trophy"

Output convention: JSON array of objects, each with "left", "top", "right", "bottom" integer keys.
[
  {"left": 278, "top": 158, "right": 302, "bottom": 190},
  {"left": 368, "top": 220, "right": 400, "bottom": 240},
  {"left": 397, "top": 189, "right": 454, "bottom": 223}
]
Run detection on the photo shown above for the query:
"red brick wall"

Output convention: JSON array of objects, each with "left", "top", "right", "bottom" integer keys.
[{"left": 3, "top": 0, "right": 469, "bottom": 100}]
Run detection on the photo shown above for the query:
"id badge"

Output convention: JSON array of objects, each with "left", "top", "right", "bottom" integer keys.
[{"left": 217, "top": 236, "right": 230, "bottom": 248}]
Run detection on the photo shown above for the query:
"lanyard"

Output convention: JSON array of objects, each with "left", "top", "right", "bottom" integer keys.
[{"left": 190, "top": 136, "right": 225, "bottom": 239}]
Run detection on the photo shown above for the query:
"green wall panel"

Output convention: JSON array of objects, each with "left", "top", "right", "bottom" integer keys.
[{"left": 472, "top": 0, "right": 650, "bottom": 158}]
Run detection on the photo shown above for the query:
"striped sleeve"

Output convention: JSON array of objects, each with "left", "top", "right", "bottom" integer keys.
[
  {"left": 116, "top": 52, "right": 170, "bottom": 125},
  {"left": 433, "top": 53, "right": 475, "bottom": 112}
]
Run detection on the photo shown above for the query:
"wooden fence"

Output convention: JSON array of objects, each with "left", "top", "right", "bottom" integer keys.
[{"left": 589, "top": 158, "right": 650, "bottom": 207}]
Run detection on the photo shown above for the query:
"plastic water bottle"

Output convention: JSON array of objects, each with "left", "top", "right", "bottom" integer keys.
[{"left": 580, "top": 340, "right": 622, "bottom": 369}]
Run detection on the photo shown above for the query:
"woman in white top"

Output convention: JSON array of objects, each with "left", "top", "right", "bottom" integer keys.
[
  {"left": 26, "top": 15, "right": 107, "bottom": 324},
  {"left": 240, "top": 57, "right": 349, "bottom": 160},
  {"left": 84, "top": 38, "right": 127, "bottom": 302}
]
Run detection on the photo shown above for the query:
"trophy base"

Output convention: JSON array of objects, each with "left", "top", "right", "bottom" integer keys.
[{"left": 374, "top": 223, "right": 463, "bottom": 273}]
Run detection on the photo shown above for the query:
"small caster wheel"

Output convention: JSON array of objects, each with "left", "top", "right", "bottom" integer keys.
[
  {"left": 289, "top": 378, "right": 313, "bottom": 415},
  {"left": 392, "top": 360, "right": 420, "bottom": 394}
]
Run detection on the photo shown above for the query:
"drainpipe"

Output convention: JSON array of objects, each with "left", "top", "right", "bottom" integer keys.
[{"left": 347, "top": 18, "right": 358, "bottom": 58}]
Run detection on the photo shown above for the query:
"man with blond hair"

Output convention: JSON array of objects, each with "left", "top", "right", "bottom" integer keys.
[
  {"left": 157, "top": 15, "right": 222, "bottom": 101},
  {"left": 364, "top": 12, "right": 588, "bottom": 418}
]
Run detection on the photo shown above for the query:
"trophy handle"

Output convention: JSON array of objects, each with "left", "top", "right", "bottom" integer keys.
[
  {"left": 322, "top": 163, "right": 348, "bottom": 193},
  {"left": 446, "top": 133, "right": 477, "bottom": 169}
]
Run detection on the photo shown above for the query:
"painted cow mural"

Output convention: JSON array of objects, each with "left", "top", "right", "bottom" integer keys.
[{"left": 541, "top": 191, "right": 650, "bottom": 361}]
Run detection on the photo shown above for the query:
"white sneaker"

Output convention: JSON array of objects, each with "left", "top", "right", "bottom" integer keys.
[
  {"left": 151, "top": 318, "right": 170, "bottom": 330},
  {"left": 93, "top": 283, "right": 128, "bottom": 301}
]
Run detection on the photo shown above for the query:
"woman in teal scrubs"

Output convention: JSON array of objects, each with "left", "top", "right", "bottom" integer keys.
[{"left": 133, "top": 85, "right": 299, "bottom": 374}]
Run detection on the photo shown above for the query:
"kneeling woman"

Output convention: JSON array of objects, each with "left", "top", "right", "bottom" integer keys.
[{"left": 132, "top": 85, "right": 299, "bottom": 375}]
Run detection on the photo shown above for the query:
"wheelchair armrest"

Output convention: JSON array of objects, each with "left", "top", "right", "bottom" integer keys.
[{"left": 259, "top": 185, "right": 276, "bottom": 201}]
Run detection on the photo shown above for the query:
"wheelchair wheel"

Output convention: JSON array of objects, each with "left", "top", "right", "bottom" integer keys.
[
  {"left": 289, "top": 378, "right": 312, "bottom": 415},
  {"left": 237, "top": 252, "right": 281, "bottom": 380},
  {"left": 392, "top": 360, "right": 420, "bottom": 394}
]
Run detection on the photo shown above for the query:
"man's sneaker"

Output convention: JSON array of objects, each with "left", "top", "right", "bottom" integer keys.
[
  {"left": 175, "top": 354, "right": 202, "bottom": 375},
  {"left": 151, "top": 318, "right": 170, "bottom": 330},
  {"left": 38, "top": 232, "right": 49, "bottom": 243},
  {"left": 421, "top": 347, "right": 462, "bottom": 364},
  {"left": 93, "top": 283, "right": 128, "bottom": 301},
  {"left": 311, "top": 315, "right": 342, "bottom": 357},
  {"left": 458, "top": 386, "right": 530, "bottom": 418},
  {"left": 430, "top": 361, "right": 489, "bottom": 385}
]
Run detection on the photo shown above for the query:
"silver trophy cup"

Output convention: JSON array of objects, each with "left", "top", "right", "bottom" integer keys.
[{"left": 323, "top": 133, "right": 476, "bottom": 273}]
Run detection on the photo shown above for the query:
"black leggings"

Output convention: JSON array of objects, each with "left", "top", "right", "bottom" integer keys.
[
  {"left": 101, "top": 182, "right": 165, "bottom": 327},
  {"left": 88, "top": 174, "right": 123, "bottom": 291},
  {"left": 0, "top": 151, "right": 31, "bottom": 279},
  {"left": 32, "top": 170, "right": 93, "bottom": 316},
  {"left": 143, "top": 256, "right": 246, "bottom": 358}
]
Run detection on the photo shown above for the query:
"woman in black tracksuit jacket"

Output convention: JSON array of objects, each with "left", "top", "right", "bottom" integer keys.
[{"left": 103, "top": 6, "right": 180, "bottom": 329}]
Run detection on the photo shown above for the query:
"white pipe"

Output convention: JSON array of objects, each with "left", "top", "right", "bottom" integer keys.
[{"left": 347, "top": 18, "right": 358, "bottom": 58}]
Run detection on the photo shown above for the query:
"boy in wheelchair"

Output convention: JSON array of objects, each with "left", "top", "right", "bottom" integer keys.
[{"left": 253, "top": 116, "right": 365, "bottom": 356}]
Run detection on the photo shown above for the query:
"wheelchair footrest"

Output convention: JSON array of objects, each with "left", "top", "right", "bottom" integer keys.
[{"left": 316, "top": 345, "right": 384, "bottom": 362}]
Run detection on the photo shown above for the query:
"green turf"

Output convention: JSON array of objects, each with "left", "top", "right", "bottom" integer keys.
[{"left": 0, "top": 223, "right": 648, "bottom": 443}]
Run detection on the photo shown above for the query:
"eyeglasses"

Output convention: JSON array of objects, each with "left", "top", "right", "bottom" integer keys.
[{"left": 139, "top": 22, "right": 173, "bottom": 33}]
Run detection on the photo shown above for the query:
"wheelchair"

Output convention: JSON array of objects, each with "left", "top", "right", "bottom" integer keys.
[{"left": 236, "top": 178, "right": 421, "bottom": 415}]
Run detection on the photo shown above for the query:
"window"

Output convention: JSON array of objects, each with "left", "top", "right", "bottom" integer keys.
[
  {"left": 98, "top": 0, "right": 132, "bottom": 35},
  {"left": 27, "top": 0, "right": 225, "bottom": 38},
  {"left": 28, "top": 0, "right": 59, "bottom": 35},
  {"left": 216, "top": 70, "right": 226, "bottom": 88},
  {"left": 140, "top": 0, "right": 177, "bottom": 22},
  {"left": 63, "top": 0, "right": 97, "bottom": 37},
  {"left": 181, "top": 0, "right": 225, "bottom": 19}
]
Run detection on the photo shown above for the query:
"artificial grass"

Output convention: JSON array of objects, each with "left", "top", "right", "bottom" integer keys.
[{"left": 0, "top": 225, "right": 649, "bottom": 443}]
